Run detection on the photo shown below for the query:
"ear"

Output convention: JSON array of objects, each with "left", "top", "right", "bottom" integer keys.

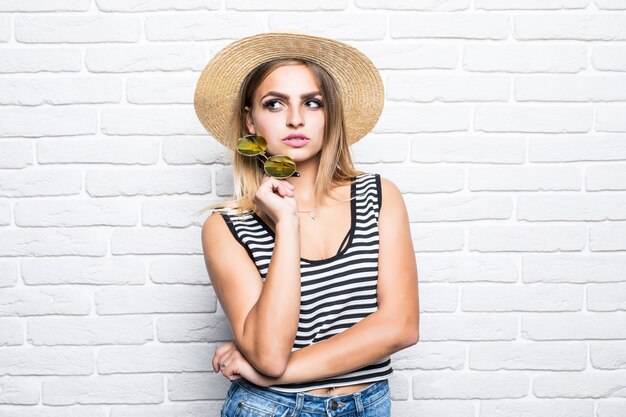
[{"left": 244, "top": 106, "right": 256, "bottom": 135}]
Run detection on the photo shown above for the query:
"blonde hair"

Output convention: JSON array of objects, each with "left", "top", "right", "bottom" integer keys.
[{"left": 194, "top": 58, "right": 364, "bottom": 224}]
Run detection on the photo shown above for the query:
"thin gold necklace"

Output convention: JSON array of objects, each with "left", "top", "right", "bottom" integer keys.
[
  {"left": 296, "top": 195, "right": 352, "bottom": 222},
  {"left": 296, "top": 204, "right": 318, "bottom": 222}
]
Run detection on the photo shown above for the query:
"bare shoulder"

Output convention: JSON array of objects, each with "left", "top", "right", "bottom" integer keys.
[
  {"left": 200, "top": 210, "right": 251, "bottom": 280},
  {"left": 378, "top": 176, "right": 406, "bottom": 214},
  {"left": 201, "top": 211, "right": 234, "bottom": 275},
  {"left": 201, "top": 210, "right": 229, "bottom": 247},
  {"left": 201, "top": 210, "right": 250, "bottom": 268}
]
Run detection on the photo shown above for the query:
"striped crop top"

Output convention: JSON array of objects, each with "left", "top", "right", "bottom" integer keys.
[{"left": 218, "top": 172, "right": 392, "bottom": 393}]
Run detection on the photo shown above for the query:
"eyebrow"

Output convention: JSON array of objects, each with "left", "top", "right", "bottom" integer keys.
[{"left": 260, "top": 91, "right": 322, "bottom": 101}]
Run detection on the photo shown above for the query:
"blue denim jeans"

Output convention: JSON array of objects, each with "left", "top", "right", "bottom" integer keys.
[{"left": 221, "top": 378, "right": 391, "bottom": 417}]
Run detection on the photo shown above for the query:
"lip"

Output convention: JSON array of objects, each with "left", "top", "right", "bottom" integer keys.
[
  {"left": 282, "top": 134, "right": 310, "bottom": 147},
  {"left": 283, "top": 134, "right": 310, "bottom": 140}
]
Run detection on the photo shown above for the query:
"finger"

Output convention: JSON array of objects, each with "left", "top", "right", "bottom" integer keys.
[
  {"left": 224, "top": 362, "right": 241, "bottom": 381},
  {"left": 213, "top": 342, "right": 236, "bottom": 373},
  {"left": 212, "top": 351, "right": 219, "bottom": 373},
  {"left": 213, "top": 350, "right": 228, "bottom": 373},
  {"left": 279, "top": 184, "right": 293, "bottom": 197},
  {"left": 221, "top": 363, "right": 239, "bottom": 380},
  {"left": 262, "top": 176, "right": 289, "bottom": 189},
  {"left": 220, "top": 351, "right": 244, "bottom": 381},
  {"left": 258, "top": 178, "right": 295, "bottom": 201},
  {"left": 212, "top": 345, "right": 226, "bottom": 373},
  {"left": 266, "top": 181, "right": 289, "bottom": 198},
  {"left": 278, "top": 181, "right": 295, "bottom": 196},
  {"left": 218, "top": 350, "right": 235, "bottom": 374},
  {"left": 272, "top": 183, "right": 285, "bottom": 197}
]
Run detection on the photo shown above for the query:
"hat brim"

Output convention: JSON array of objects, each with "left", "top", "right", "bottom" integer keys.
[{"left": 193, "top": 32, "right": 384, "bottom": 149}]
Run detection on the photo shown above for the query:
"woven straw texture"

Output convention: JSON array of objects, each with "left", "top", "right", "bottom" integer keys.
[{"left": 194, "top": 32, "right": 384, "bottom": 149}]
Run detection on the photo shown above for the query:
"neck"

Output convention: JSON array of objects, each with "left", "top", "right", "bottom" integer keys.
[{"left": 286, "top": 155, "right": 320, "bottom": 207}]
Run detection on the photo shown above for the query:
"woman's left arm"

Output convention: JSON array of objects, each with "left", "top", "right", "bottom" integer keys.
[{"left": 215, "top": 177, "right": 420, "bottom": 385}]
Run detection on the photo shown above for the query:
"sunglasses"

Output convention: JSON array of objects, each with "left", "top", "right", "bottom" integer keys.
[{"left": 236, "top": 134, "right": 300, "bottom": 178}]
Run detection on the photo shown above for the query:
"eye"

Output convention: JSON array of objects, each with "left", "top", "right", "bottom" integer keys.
[
  {"left": 262, "top": 99, "right": 282, "bottom": 110},
  {"left": 305, "top": 99, "right": 323, "bottom": 109}
]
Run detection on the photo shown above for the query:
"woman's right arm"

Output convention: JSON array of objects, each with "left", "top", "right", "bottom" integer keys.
[{"left": 201, "top": 186, "right": 300, "bottom": 377}]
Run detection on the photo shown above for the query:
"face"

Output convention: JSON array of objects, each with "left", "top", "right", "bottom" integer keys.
[{"left": 245, "top": 64, "right": 325, "bottom": 162}]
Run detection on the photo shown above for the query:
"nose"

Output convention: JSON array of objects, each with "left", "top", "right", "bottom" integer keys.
[{"left": 287, "top": 105, "right": 304, "bottom": 128}]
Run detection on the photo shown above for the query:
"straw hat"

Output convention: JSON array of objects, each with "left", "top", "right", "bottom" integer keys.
[{"left": 193, "top": 31, "right": 384, "bottom": 150}]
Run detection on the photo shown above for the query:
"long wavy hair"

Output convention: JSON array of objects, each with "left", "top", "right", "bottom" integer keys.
[{"left": 194, "top": 58, "right": 364, "bottom": 225}]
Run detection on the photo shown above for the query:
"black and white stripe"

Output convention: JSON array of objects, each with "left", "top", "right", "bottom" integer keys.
[{"left": 220, "top": 173, "right": 392, "bottom": 393}]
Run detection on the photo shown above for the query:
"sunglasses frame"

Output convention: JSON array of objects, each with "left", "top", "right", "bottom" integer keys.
[{"left": 236, "top": 135, "right": 299, "bottom": 179}]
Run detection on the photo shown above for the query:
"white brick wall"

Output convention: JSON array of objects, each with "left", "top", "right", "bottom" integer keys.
[{"left": 0, "top": 1, "right": 625, "bottom": 416}]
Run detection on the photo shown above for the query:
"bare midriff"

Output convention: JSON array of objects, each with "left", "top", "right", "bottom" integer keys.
[{"left": 304, "top": 382, "right": 373, "bottom": 395}]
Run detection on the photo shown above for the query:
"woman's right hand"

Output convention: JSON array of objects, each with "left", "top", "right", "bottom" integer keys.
[
  {"left": 213, "top": 341, "right": 275, "bottom": 387},
  {"left": 252, "top": 174, "right": 297, "bottom": 224}
]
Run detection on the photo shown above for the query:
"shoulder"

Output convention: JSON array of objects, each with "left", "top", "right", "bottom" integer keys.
[
  {"left": 374, "top": 176, "right": 411, "bottom": 241},
  {"left": 379, "top": 175, "right": 400, "bottom": 196},
  {"left": 355, "top": 172, "right": 405, "bottom": 214},
  {"left": 201, "top": 211, "right": 229, "bottom": 247},
  {"left": 376, "top": 175, "right": 406, "bottom": 215},
  {"left": 201, "top": 209, "right": 242, "bottom": 245},
  {"left": 201, "top": 209, "right": 257, "bottom": 272},
  {"left": 357, "top": 172, "right": 397, "bottom": 190},
  {"left": 202, "top": 210, "right": 224, "bottom": 230},
  {"left": 201, "top": 209, "right": 256, "bottom": 246}
]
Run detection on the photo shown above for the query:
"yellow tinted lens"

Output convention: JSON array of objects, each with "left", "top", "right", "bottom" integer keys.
[
  {"left": 264, "top": 155, "right": 296, "bottom": 178},
  {"left": 236, "top": 135, "right": 267, "bottom": 156}
]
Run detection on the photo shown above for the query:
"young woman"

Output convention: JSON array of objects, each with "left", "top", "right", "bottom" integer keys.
[{"left": 194, "top": 32, "right": 419, "bottom": 417}]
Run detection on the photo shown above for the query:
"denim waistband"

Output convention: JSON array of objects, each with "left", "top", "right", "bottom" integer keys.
[{"left": 229, "top": 377, "right": 390, "bottom": 415}]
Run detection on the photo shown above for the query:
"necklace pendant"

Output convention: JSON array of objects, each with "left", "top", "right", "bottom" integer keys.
[{"left": 309, "top": 212, "right": 317, "bottom": 221}]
